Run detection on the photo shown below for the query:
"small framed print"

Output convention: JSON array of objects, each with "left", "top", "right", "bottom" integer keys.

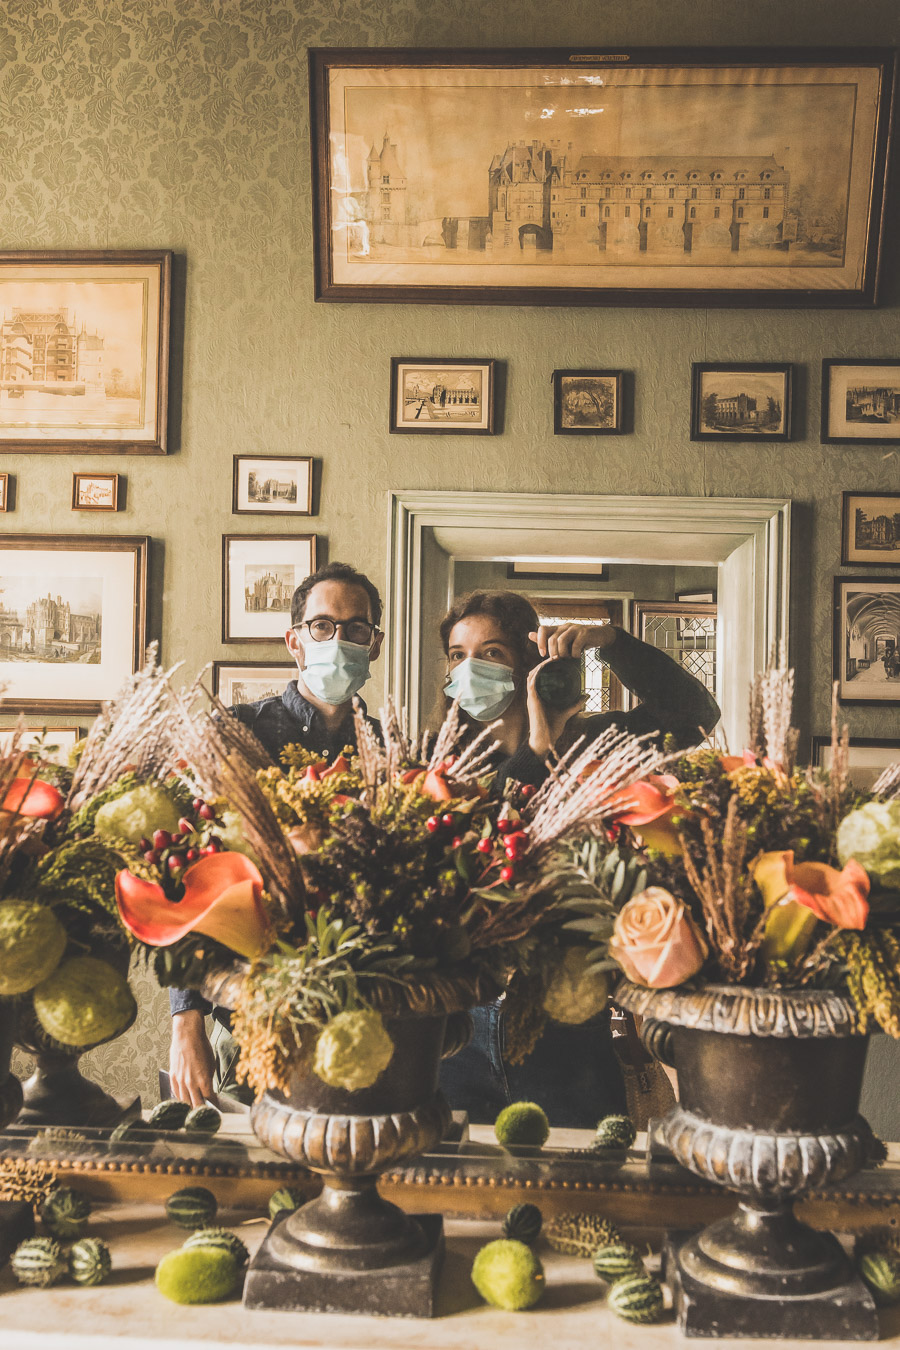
[
  {"left": 0, "top": 725, "right": 85, "bottom": 765},
  {"left": 822, "top": 360, "right": 900, "bottom": 444},
  {"left": 72, "top": 472, "right": 119, "bottom": 511},
  {"left": 232, "top": 455, "right": 313, "bottom": 516},
  {"left": 811, "top": 735, "right": 900, "bottom": 791},
  {"left": 507, "top": 561, "right": 608, "bottom": 582},
  {"left": 833, "top": 575, "right": 900, "bottom": 705},
  {"left": 691, "top": 363, "right": 792, "bottom": 441},
  {"left": 553, "top": 370, "right": 625, "bottom": 436},
  {"left": 841, "top": 492, "right": 900, "bottom": 567},
  {"left": 223, "top": 534, "right": 317, "bottom": 643},
  {"left": 211, "top": 661, "right": 297, "bottom": 707},
  {"left": 0, "top": 473, "right": 8, "bottom": 511},
  {"left": 390, "top": 358, "right": 496, "bottom": 434}
]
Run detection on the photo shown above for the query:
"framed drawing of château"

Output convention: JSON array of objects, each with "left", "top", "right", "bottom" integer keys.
[
  {"left": 0, "top": 251, "right": 172, "bottom": 453},
  {"left": 309, "top": 48, "right": 895, "bottom": 308}
]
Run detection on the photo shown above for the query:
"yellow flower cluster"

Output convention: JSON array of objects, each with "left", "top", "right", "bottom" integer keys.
[
  {"left": 726, "top": 765, "right": 791, "bottom": 809},
  {"left": 836, "top": 930, "right": 900, "bottom": 1038}
]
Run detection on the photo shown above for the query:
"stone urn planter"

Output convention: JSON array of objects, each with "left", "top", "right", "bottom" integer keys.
[
  {"left": 618, "top": 982, "right": 879, "bottom": 1341},
  {"left": 201, "top": 963, "right": 488, "bottom": 1317}
]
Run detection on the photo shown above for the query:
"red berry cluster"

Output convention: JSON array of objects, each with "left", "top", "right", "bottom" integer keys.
[
  {"left": 425, "top": 805, "right": 531, "bottom": 887},
  {"left": 139, "top": 797, "right": 221, "bottom": 893}
]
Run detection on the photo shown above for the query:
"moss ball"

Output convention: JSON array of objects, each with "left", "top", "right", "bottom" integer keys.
[
  {"left": 155, "top": 1246, "right": 239, "bottom": 1304},
  {"left": 32, "top": 955, "right": 136, "bottom": 1047},
  {"left": 0, "top": 899, "right": 67, "bottom": 996},
  {"left": 312, "top": 1009, "right": 394, "bottom": 1091},
  {"left": 471, "top": 1239, "right": 546, "bottom": 1310},
  {"left": 494, "top": 1101, "right": 550, "bottom": 1148}
]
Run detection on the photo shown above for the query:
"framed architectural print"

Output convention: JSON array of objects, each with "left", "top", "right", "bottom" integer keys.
[
  {"left": 0, "top": 725, "right": 85, "bottom": 765},
  {"left": 222, "top": 534, "right": 317, "bottom": 643},
  {"left": 811, "top": 735, "right": 900, "bottom": 791},
  {"left": 0, "top": 535, "right": 148, "bottom": 714},
  {"left": 841, "top": 492, "right": 900, "bottom": 566},
  {"left": 833, "top": 575, "right": 900, "bottom": 705},
  {"left": 232, "top": 455, "right": 314, "bottom": 516},
  {"left": 72, "top": 472, "right": 119, "bottom": 511},
  {"left": 211, "top": 661, "right": 297, "bottom": 707},
  {"left": 691, "top": 363, "right": 792, "bottom": 441},
  {"left": 822, "top": 360, "right": 900, "bottom": 444},
  {"left": 553, "top": 370, "right": 625, "bottom": 435},
  {"left": 389, "top": 358, "right": 496, "bottom": 434},
  {"left": 0, "top": 473, "right": 8, "bottom": 511},
  {"left": 0, "top": 251, "right": 171, "bottom": 454},
  {"left": 310, "top": 48, "right": 894, "bottom": 307}
]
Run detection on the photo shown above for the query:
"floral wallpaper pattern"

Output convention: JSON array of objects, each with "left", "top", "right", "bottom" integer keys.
[{"left": 3, "top": 0, "right": 900, "bottom": 1112}]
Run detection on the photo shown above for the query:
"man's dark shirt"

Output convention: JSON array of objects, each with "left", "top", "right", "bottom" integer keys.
[{"left": 169, "top": 681, "right": 378, "bottom": 1021}]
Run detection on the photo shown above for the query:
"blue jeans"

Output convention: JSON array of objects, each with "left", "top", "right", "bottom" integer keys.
[{"left": 439, "top": 1001, "right": 626, "bottom": 1129}]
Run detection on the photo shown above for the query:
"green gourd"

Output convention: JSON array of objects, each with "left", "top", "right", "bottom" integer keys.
[
  {"left": 165, "top": 1186, "right": 218, "bottom": 1229},
  {"left": 502, "top": 1202, "right": 542, "bottom": 1245},
  {"left": 155, "top": 1246, "right": 239, "bottom": 1304},
  {"left": 858, "top": 1249, "right": 900, "bottom": 1306},
  {"left": 11, "top": 1236, "right": 67, "bottom": 1287},
  {"left": 148, "top": 1099, "right": 191, "bottom": 1129},
  {"left": 267, "top": 1187, "right": 308, "bottom": 1221},
  {"left": 608, "top": 1271, "right": 666, "bottom": 1324},
  {"left": 182, "top": 1227, "right": 250, "bottom": 1269},
  {"left": 594, "top": 1114, "right": 637, "bottom": 1150},
  {"left": 591, "top": 1241, "right": 645, "bottom": 1280},
  {"left": 41, "top": 1186, "right": 92, "bottom": 1239},
  {"left": 69, "top": 1237, "right": 113, "bottom": 1286},
  {"left": 183, "top": 1105, "right": 221, "bottom": 1135}
]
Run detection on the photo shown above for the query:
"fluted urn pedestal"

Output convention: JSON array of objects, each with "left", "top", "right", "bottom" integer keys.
[{"left": 619, "top": 982, "right": 880, "bottom": 1341}]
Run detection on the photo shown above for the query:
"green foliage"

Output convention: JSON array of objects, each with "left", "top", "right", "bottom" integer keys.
[
  {"left": 557, "top": 839, "right": 646, "bottom": 973},
  {"left": 31, "top": 839, "right": 124, "bottom": 919},
  {"left": 66, "top": 772, "right": 142, "bottom": 838}
]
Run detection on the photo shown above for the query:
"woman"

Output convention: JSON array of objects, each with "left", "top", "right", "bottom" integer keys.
[{"left": 436, "top": 590, "right": 720, "bottom": 1127}]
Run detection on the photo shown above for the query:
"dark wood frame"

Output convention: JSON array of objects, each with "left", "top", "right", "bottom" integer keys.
[
  {"left": 0, "top": 534, "right": 148, "bottom": 714},
  {"left": 552, "top": 369, "right": 625, "bottom": 435},
  {"left": 833, "top": 574, "right": 900, "bottom": 707},
  {"left": 822, "top": 360, "right": 900, "bottom": 445},
  {"left": 690, "top": 362, "right": 793, "bottom": 441},
  {"left": 0, "top": 472, "right": 8, "bottom": 512},
  {"left": 811, "top": 734, "right": 900, "bottom": 768},
  {"left": 222, "top": 534, "right": 318, "bottom": 644},
  {"left": 841, "top": 491, "right": 900, "bottom": 567},
  {"left": 71, "top": 472, "right": 120, "bottom": 512},
  {"left": 506, "top": 562, "right": 608, "bottom": 582},
  {"left": 232, "top": 455, "right": 314, "bottom": 516},
  {"left": 211, "top": 660, "right": 297, "bottom": 700},
  {"left": 389, "top": 357, "right": 497, "bottom": 435},
  {"left": 0, "top": 250, "right": 172, "bottom": 454},
  {"left": 310, "top": 47, "right": 895, "bottom": 308}
]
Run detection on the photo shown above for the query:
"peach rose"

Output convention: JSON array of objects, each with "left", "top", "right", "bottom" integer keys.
[{"left": 609, "top": 887, "right": 708, "bottom": 988}]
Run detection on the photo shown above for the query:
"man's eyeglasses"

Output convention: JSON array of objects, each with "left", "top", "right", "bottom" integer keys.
[{"left": 294, "top": 618, "right": 377, "bottom": 645}]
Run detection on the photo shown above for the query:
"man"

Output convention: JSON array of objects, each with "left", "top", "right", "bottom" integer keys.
[{"left": 168, "top": 561, "right": 384, "bottom": 1106}]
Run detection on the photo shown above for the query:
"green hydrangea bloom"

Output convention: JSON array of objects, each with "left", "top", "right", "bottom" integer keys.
[
  {"left": 312, "top": 1009, "right": 394, "bottom": 1091},
  {"left": 94, "top": 785, "right": 182, "bottom": 845},
  {"left": 837, "top": 801, "right": 900, "bottom": 892}
]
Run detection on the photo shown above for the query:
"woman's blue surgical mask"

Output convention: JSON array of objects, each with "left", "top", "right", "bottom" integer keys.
[
  {"left": 300, "top": 638, "right": 371, "bottom": 705},
  {"left": 444, "top": 657, "right": 516, "bottom": 721}
]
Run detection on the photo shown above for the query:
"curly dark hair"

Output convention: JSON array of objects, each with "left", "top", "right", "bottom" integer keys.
[
  {"left": 290, "top": 561, "right": 382, "bottom": 629},
  {"left": 439, "top": 591, "right": 542, "bottom": 674}
]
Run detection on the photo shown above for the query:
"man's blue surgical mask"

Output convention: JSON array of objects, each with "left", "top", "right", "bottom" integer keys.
[
  {"left": 444, "top": 657, "right": 516, "bottom": 722},
  {"left": 300, "top": 638, "right": 371, "bottom": 705}
]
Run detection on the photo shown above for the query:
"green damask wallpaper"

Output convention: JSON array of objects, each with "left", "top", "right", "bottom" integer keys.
[{"left": 2, "top": 0, "right": 900, "bottom": 1115}]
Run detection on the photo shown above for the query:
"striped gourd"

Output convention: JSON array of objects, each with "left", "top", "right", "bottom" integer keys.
[
  {"left": 859, "top": 1250, "right": 900, "bottom": 1306},
  {"left": 268, "top": 1187, "right": 308, "bottom": 1221},
  {"left": 165, "top": 1186, "right": 218, "bottom": 1229},
  {"left": 183, "top": 1227, "right": 250, "bottom": 1269},
  {"left": 592, "top": 1241, "right": 645, "bottom": 1280},
  {"left": 608, "top": 1272, "right": 666, "bottom": 1324},
  {"left": 594, "top": 1114, "right": 637, "bottom": 1150},
  {"left": 183, "top": 1106, "right": 221, "bottom": 1135},
  {"left": 11, "top": 1237, "right": 67, "bottom": 1287},
  {"left": 149, "top": 1099, "right": 191, "bottom": 1129},
  {"left": 41, "top": 1186, "right": 92, "bottom": 1239},
  {"left": 502, "top": 1203, "right": 542, "bottom": 1246},
  {"left": 68, "top": 1237, "right": 112, "bottom": 1286},
  {"left": 545, "top": 1212, "right": 621, "bottom": 1257}
]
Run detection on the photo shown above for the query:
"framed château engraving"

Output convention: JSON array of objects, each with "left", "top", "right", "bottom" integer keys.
[{"left": 310, "top": 48, "right": 894, "bottom": 307}]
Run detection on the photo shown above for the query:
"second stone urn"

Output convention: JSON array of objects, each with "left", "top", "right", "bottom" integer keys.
[{"left": 619, "top": 981, "right": 879, "bottom": 1341}]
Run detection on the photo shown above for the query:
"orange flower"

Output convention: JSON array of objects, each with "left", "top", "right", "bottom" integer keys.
[
  {"left": 1, "top": 776, "right": 65, "bottom": 820},
  {"left": 604, "top": 773, "right": 683, "bottom": 856},
  {"left": 788, "top": 856, "right": 870, "bottom": 931},
  {"left": 753, "top": 850, "right": 819, "bottom": 962},
  {"left": 115, "top": 852, "right": 271, "bottom": 959}
]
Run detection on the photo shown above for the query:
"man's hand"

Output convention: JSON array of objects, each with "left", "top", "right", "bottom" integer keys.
[{"left": 169, "top": 1011, "right": 218, "bottom": 1107}]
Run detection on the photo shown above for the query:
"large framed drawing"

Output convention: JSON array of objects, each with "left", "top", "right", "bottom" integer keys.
[
  {"left": 0, "top": 535, "right": 148, "bottom": 715},
  {"left": 310, "top": 48, "right": 895, "bottom": 307},
  {"left": 0, "top": 251, "right": 171, "bottom": 453},
  {"left": 833, "top": 575, "right": 900, "bottom": 706}
]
